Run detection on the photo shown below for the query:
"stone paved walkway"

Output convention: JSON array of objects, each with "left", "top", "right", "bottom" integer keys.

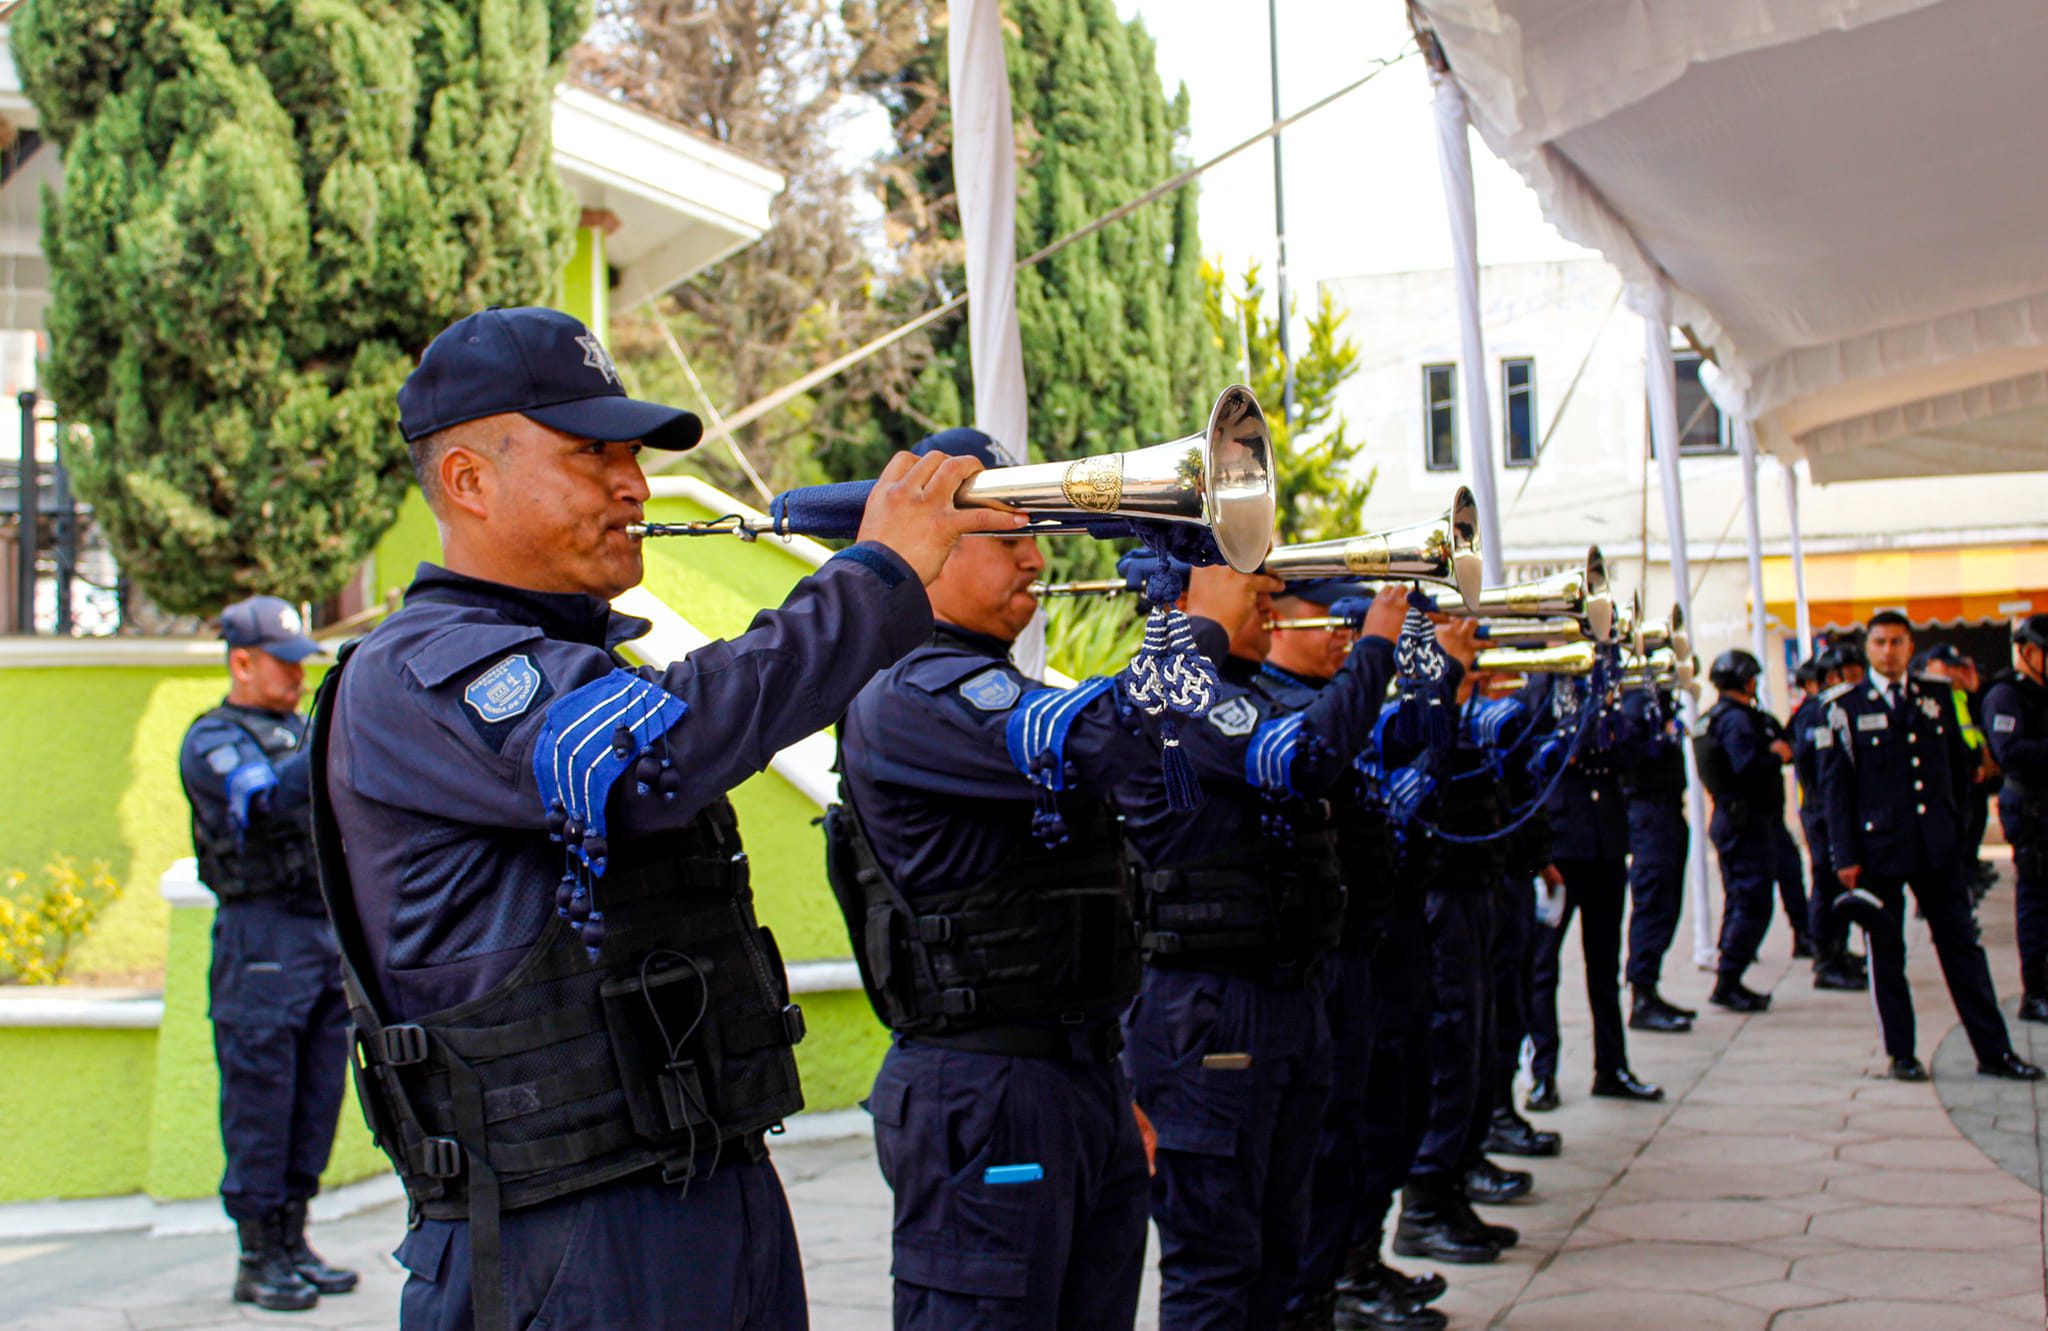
[{"left": 5, "top": 867, "right": 2045, "bottom": 1330}]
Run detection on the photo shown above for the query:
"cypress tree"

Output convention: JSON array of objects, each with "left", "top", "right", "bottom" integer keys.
[
  {"left": 870, "top": 0, "right": 1232, "bottom": 474},
  {"left": 14, "top": 0, "right": 585, "bottom": 615}
]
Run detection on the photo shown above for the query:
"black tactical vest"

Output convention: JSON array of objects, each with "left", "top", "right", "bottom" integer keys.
[
  {"left": 1134, "top": 812, "right": 1346, "bottom": 981},
  {"left": 183, "top": 705, "right": 320, "bottom": 907},
  {"left": 825, "top": 797, "right": 1140, "bottom": 1058},
  {"left": 1335, "top": 807, "right": 1398, "bottom": 942},
  {"left": 1430, "top": 745, "right": 1508, "bottom": 886},
  {"left": 307, "top": 649, "right": 804, "bottom": 1331}
]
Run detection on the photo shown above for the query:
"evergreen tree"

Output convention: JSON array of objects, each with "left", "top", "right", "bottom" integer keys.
[
  {"left": 15, "top": 0, "right": 585, "bottom": 615},
  {"left": 865, "top": 0, "right": 1232, "bottom": 481},
  {"left": 1202, "top": 258, "right": 1374, "bottom": 543}
]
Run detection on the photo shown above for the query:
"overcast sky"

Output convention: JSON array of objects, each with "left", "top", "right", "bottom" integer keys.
[{"left": 1115, "top": 0, "right": 1590, "bottom": 299}]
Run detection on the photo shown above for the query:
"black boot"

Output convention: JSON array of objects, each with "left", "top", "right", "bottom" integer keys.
[
  {"left": 1630, "top": 985, "right": 1694, "bottom": 1032},
  {"left": 1482, "top": 1104, "right": 1561, "bottom": 1157},
  {"left": 1791, "top": 932, "right": 1814, "bottom": 960},
  {"left": 1337, "top": 1239, "right": 1447, "bottom": 1307},
  {"left": 1335, "top": 1279, "right": 1449, "bottom": 1331},
  {"left": 1452, "top": 1183, "right": 1519, "bottom": 1248},
  {"left": 1463, "top": 1156, "right": 1533, "bottom": 1204},
  {"left": 1279, "top": 1292, "right": 1336, "bottom": 1331},
  {"left": 233, "top": 1214, "right": 319, "bottom": 1312},
  {"left": 2021, "top": 960, "right": 2048, "bottom": 1023},
  {"left": 1814, "top": 941, "right": 1869, "bottom": 991},
  {"left": 1710, "top": 975, "right": 1772, "bottom": 1012},
  {"left": 279, "top": 1199, "right": 358, "bottom": 1294},
  {"left": 1524, "top": 1075, "right": 1560, "bottom": 1112},
  {"left": 1393, "top": 1175, "right": 1502, "bottom": 1264}
]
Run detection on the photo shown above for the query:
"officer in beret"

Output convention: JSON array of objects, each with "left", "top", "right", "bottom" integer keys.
[
  {"left": 1618, "top": 680, "right": 1700, "bottom": 1028},
  {"left": 1820, "top": 611, "right": 2041, "bottom": 1083},
  {"left": 1119, "top": 565, "right": 1408, "bottom": 1330},
  {"left": 830, "top": 429, "right": 1163, "bottom": 1330},
  {"left": 179, "top": 597, "right": 357, "bottom": 1312},
  {"left": 1979, "top": 616, "right": 2048, "bottom": 1021},
  {"left": 310, "top": 307, "right": 1018, "bottom": 1330}
]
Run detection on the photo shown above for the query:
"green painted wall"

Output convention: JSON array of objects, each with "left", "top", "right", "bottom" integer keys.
[{"left": 0, "top": 1025, "right": 156, "bottom": 1201}]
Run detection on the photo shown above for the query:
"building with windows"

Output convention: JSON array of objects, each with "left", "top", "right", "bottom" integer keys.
[{"left": 1324, "top": 257, "right": 2048, "bottom": 695}]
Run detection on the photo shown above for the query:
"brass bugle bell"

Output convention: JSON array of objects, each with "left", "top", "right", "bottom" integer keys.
[
  {"left": 1470, "top": 640, "right": 1599, "bottom": 676},
  {"left": 1474, "top": 617, "right": 1593, "bottom": 650},
  {"left": 1261, "top": 488, "right": 1483, "bottom": 610},
  {"left": 1442, "top": 546, "right": 1614, "bottom": 645},
  {"left": 629, "top": 386, "right": 1278, "bottom": 574}
]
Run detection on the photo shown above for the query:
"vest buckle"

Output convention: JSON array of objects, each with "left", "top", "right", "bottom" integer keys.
[
  {"left": 1141, "top": 930, "right": 1184, "bottom": 955},
  {"left": 781, "top": 1004, "right": 808, "bottom": 1045},
  {"left": 381, "top": 1025, "right": 430, "bottom": 1067},
  {"left": 917, "top": 915, "right": 954, "bottom": 944},
  {"left": 940, "top": 987, "right": 978, "bottom": 1016},
  {"left": 420, "top": 1137, "right": 463, "bottom": 1180}
]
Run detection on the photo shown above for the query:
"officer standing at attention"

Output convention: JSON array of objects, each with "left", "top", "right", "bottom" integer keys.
[
  {"left": 1698, "top": 651, "right": 1788, "bottom": 1013},
  {"left": 179, "top": 597, "right": 357, "bottom": 1312},
  {"left": 1820, "top": 610, "right": 2042, "bottom": 1083},
  {"left": 1618, "top": 680, "right": 1700, "bottom": 1031},
  {"left": 1120, "top": 566, "right": 1407, "bottom": 1331},
  {"left": 1979, "top": 616, "right": 2048, "bottom": 1022},
  {"left": 311, "top": 307, "right": 1020, "bottom": 1331},
  {"left": 831, "top": 428, "right": 1163, "bottom": 1330},
  {"left": 1790, "top": 656, "right": 1867, "bottom": 991}
]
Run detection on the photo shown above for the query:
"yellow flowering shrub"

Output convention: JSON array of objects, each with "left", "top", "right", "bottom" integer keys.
[{"left": 0, "top": 857, "right": 122, "bottom": 985}]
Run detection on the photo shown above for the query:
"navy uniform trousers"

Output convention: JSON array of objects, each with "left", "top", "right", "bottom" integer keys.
[
  {"left": 1291, "top": 906, "right": 1433, "bottom": 1311},
  {"left": 1711, "top": 817, "right": 1778, "bottom": 978},
  {"left": 208, "top": 899, "right": 349, "bottom": 1222},
  {"left": 1801, "top": 807, "right": 1850, "bottom": 955},
  {"left": 1623, "top": 796, "right": 1687, "bottom": 990},
  {"left": 1772, "top": 822, "right": 1811, "bottom": 949},
  {"left": 394, "top": 1164, "right": 805, "bottom": 1331},
  {"left": 868, "top": 1040, "right": 1149, "bottom": 1330},
  {"left": 1125, "top": 966, "right": 1331, "bottom": 1331},
  {"left": 1487, "top": 876, "right": 1535, "bottom": 1114},
  {"left": 1861, "top": 865, "right": 2012, "bottom": 1065},
  {"left": 1532, "top": 858, "right": 1630, "bottom": 1077},
  {"left": 1408, "top": 881, "right": 1494, "bottom": 1181}
]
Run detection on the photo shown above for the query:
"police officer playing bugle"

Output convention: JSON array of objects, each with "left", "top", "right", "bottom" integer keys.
[
  {"left": 309, "top": 307, "right": 1024, "bottom": 1331},
  {"left": 830, "top": 429, "right": 1166, "bottom": 1329},
  {"left": 1982, "top": 614, "right": 2048, "bottom": 1023},
  {"left": 179, "top": 597, "right": 356, "bottom": 1311}
]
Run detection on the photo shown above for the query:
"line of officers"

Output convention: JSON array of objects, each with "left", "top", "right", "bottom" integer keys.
[
  {"left": 179, "top": 308, "right": 2048, "bottom": 1331},
  {"left": 1698, "top": 612, "right": 2048, "bottom": 1086}
]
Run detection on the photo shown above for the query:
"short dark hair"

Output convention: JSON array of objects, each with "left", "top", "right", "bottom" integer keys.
[
  {"left": 409, "top": 419, "right": 512, "bottom": 505},
  {"left": 1867, "top": 609, "right": 1912, "bottom": 634}
]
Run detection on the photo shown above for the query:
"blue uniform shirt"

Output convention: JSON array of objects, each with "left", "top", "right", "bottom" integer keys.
[
  {"left": 324, "top": 555, "right": 931, "bottom": 1019},
  {"left": 1820, "top": 674, "right": 1973, "bottom": 877},
  {"left": 1116, "top": 621, "right": 1397, "bottom": 869},
  {"left": 180, "top": 703, "right": 313, "bottom": 846},
  {"left": 839, "top": 622, "right": 1156, "bottom": 897}
]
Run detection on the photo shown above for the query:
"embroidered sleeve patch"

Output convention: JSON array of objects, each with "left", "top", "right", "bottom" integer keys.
[
  {"left": 959, "top": 668, "right": 1023, "bottom": 712},
  {"left": 1994, "top": 714, "right": 2019, "bottom": 734},
  {"left": 1207, "top": 695, "right": 1259, "bottom": 737},
  {"left": 205, "top": 744, "right": 242, "bottom": 775},
  {"left": 1813, "top": 729, "right": 1833, "bottom": 749},
  {"left": 466, "top": 654, "right": 543, "bottom": 723}
]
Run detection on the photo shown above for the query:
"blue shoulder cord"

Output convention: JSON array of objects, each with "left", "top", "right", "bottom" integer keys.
[{"left": 1007, "top": 675, "right": 1119, "bottom": 846}]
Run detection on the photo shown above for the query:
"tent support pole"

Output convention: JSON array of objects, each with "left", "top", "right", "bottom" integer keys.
[
  {"left": 1736, "top": 418, "right": 1772, "bottom": 703},
  {"left": 1646, "top": 285, "right": 1717, "bottom": 971},
  {"left": 1784, "top": 460, "right": 1814, "bottom": 658},
  {"left": 1431, "top": 76, "right": 1505, "bottom": 586}
]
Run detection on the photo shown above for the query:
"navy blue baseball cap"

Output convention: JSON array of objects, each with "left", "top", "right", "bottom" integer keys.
[
  {"left": 911, "top": 427, "right": 1001, "bottom": 468},
  {"left": 1278, "top": 577, "right": 1363, "bottom": 606},
  {"left": 220, "top": 596, "right": 321, "bottom": 663},
  {"left": 398, "top": 307, "right": 703, "bottom": 450}
]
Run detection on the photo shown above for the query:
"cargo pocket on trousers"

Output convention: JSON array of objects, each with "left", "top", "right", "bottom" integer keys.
[
  {"left": 394, "top": 1221, "right": 453, "bottom": 1283},
  {"left": 893, "top": 1235, "right": 1030, "bottom": 1302}
]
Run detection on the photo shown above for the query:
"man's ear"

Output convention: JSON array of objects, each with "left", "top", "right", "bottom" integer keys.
[
  {"left": 227, "top": 646, "right": 251, "bottom": 686},
  {"left": 438, "top": 437, "right": 492, "bottom": 522}
]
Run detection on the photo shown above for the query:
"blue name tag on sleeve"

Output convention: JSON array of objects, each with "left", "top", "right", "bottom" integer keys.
[{"left": 983, "top": 1164, "right": 1044, "bottom": 1185}]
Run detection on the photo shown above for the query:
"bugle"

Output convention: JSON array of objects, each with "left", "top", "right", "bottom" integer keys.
[
  {"left": 628, "top": 386, "right": 1278, "bottom": 573},
  {"left": 1470, "top": 640, "right": 1599, "bottom": 677},
  {"left": 1441, "top": 546, "right": 1614, "bottom": 645},
  {"left": 1261, "top": 488, "right": 1483, "bottom": 610}
]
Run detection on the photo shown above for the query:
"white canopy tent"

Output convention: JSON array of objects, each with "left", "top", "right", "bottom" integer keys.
[{"left": 1408, "top": 0, "right": 2048, "bottom": 963}]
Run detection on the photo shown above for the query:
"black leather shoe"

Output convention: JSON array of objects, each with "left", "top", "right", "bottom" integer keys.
[
  {"left": 1335, "top": 1284, "right": 1449, "bottom": 1331},
  {"left": 1453, "top": 1190, "right": 1519, "bottom": 1247},
  {"left": 1791, "top": 934, "right": 1814, "bottom": 959},
  {"left": 279, "top": 1200, "right": 358, "bottom": 1295},
  {"left": 1590, "top": 1068, "right": 1664, "bottom": 1101},
  {"left": 232, "top": 1215, "right": 320, "bottom": 1312},
  {"left": 1631, "top": 989, "right": 1694, "bottom": 1032},
  {"left": 1979, "top": 1052, "right": 2045, "bottom": 1080},
  {"left": 1524, "top": 1076, "right": 1560, "bottom": 1112},
  {"left": 1710, "top": 977, "right": 1772, "bottom": 1012},
  {"left": 1483, "top": 1106, "right": 1561, "bottom": 1157},
  {"left": 1393, "top": 1177, "right": 1502, "bottom": 1265},
  {"left": 1813, "top": 961, "right": 1868, "bottom": 991},
  {"left": 2021, "top": 995, "right": 2048, "bottom": 1023},
  {"left": 1888, "top": 1056, "right": 1929, "bottom": 1082},
  {"left": 1464, "top": 1157, "right": 1533, "bottom": 1204},
  {"left": 1338, "top": 1248, "right": 1448, "bottom": 1308}
]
